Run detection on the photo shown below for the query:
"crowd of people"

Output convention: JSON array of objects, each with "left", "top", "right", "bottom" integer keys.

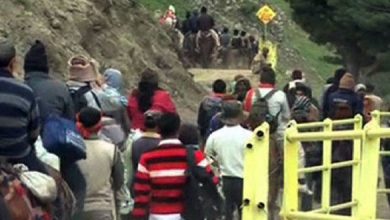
[
  {"left": 160, "top": 5, "right": 259, "bottom": 68},
  {"left": 0, "top": 31, "right": 389, "bottom": 220}
]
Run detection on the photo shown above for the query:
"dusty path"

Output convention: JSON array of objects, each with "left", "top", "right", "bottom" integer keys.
[{"left": 189, "top": 68, "right": 256, "bottom": 90}]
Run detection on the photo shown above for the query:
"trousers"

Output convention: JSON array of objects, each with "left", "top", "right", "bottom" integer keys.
[{"left": 222, "top": 176, "right": 243, "bottom": 220}]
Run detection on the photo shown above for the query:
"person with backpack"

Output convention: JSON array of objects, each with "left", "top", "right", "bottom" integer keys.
[
  {"left": 322, "top": 68, "right": 348, "bottom": 119},
  {"left": 327, "top": 73, "right": 362, "bottom": 215},
  {"left": 127, "top": 68, "right": 177, "bottom": 130},
  {"left": 24, "top": 40, "right": 74, "bottom": 121},
  {"left": 327, "top": 73, "right": 363, "bottom": 120},
  {"left": 75, "top": 107, "right": 124, "bottom": 220},
  {"left": 197, "top": 79, "right": 227, "bottom": 143},
  {"left": 132, "top": 113, "right": 218, "bottom": 220},
  {"left": 243, "top": 67, "right": 290, "bottom": 148},
  {"left": 67, "top": 55, "right": 105, "bottom": 113},
  {"left": 205, "top": 101, "right": 252, "bottom": 220}
]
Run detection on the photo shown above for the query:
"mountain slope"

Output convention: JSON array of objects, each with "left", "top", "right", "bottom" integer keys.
[{"left": 1, "top": 0, "right": 205, "bottom": 121}]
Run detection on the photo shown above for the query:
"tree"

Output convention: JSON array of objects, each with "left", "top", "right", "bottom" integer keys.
[{"left": 288, "top": 0, "right": 390, "bottom": 78}]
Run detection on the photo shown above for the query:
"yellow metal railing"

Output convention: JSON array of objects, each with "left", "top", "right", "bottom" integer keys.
[
  {"left": 282, "top": 115, "right": 363, "bottom": 220},
  {"left": 243, "top": 111, "right": 390, "bottom": 220}
]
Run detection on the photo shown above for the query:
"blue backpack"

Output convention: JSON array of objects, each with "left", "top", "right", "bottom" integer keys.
[{"left": 42, "top": 115, "right": 86, "bottom": 164}]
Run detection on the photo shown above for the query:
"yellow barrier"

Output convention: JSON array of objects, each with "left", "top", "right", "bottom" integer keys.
[
  {"left": 282, "top": 115, "right": 363, "bottom": 219},
  {"left": 243, "top": 111, "right": 390, "bottom": 220},
  {"left": 242, "top": 123, "right": 270, "bottom": 220}
]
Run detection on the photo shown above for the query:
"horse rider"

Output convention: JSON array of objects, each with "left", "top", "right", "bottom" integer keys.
[
  {"left": 196, "top": 6, "right": 220, "bottom": 50},
  {"left": 160, "top": 5, "right": 177, "bottom": 30}
]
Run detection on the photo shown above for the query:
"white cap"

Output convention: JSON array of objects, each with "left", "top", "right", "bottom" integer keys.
[{"left": 169, "top": 5, "right": 175, "bottom": 13}]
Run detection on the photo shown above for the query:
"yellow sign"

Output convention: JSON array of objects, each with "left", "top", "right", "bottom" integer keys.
[{"left": 256, "top": 5, "right": 276, "bottom": 25}]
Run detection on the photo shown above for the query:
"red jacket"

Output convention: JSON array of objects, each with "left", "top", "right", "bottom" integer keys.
[{"left": 127, "top": 89, "right": 177, "bottom": 130}]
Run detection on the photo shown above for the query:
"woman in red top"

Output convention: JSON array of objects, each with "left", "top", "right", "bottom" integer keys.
[{"left": 127, "top": 68, "right": 177, "bottom": 130}]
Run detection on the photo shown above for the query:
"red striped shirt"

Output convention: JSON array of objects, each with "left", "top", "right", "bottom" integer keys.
[{"left": 132, "top": 139, "right": 213, "bottom": 219}]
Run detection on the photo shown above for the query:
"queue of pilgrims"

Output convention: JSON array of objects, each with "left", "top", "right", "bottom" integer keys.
[{"left": 0, "top": 38, "right": 388, "bottom": 220}]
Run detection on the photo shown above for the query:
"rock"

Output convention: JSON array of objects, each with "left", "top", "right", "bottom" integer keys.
[{"left": 50, "top": 18, "right": 61, "bottom": 29}]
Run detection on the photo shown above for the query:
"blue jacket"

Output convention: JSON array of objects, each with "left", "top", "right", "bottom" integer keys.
[{"left": 327, "top": 89, "right": 363, "bottom": 119}]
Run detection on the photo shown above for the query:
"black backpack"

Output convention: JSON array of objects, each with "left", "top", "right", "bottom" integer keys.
[
  {"left": 68, "top": 85, "right": 101, "bottom": 113},
  {"left": 198, "top": 96, "right": 222, "bottom": 137},
  {"left": 331, "top": 102, "right": 353, "bottom": 120},
  {"left": 182, "top": 147, "right": 223, "bottom": 220},
  {"left": 248, "top": 89, "right": 279, "bottom": 132}
]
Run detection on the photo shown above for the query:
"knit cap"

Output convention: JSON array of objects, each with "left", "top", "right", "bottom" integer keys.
[
  {"left": 339, "top": 73, "right": 355, "bottom": 90},
  {"left": 24, "top": 40, "right": 49, "bottom": 73},
  {"left": 68, "top": 55, "right": 98, "bottom": 82}
]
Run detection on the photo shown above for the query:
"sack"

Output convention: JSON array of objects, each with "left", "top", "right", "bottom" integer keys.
[
  {"left": 69, "top": 85, "right": 101, "bottom": 113},
  {"left": 248, "top": 89, "right": 279, "bottom": 132},
  {"left": 15, "top": 164, "right": 58, "bottom": 203},
  {"left": 42, "top": 115, "right": 86, "bottom": 164},
  {"left": 182, "top": 147, "right": 222, "bottom": 220},
  {"left": 332, "top": 102, "right": 353, "bottom": 120},
  {"left": 35, "top": 136, "right": 60, "bottom": 171}
]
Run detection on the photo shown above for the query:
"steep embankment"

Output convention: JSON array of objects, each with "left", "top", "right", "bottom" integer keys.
[{"left": 1, "top": 0, "right": 205, "bottom": 121}]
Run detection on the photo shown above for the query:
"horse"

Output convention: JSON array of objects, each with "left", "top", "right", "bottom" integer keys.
[
  {"left": 197, "top": 30, "right": 218, "bottom": 68},
  {"left": 183, "top": 32, "right": 198, "bottom": 67}
]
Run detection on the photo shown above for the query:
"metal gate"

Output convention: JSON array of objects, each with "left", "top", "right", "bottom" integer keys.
[{"left": 242, "top": 111, "right": 390, "bottom": 220}]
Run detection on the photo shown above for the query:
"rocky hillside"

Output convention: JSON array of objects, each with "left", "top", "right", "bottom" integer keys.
[{"left": 1, "top": 0, "right": 205, "bottom": 121}]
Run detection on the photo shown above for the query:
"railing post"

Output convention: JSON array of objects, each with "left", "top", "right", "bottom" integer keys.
[
  {"left": 242, "top": 123, "right": 270, "bottom": 220},
  {"left": 358, "top": 111, "right": 381, "bottom": 219},
  {"left": 282, "top": 121, "right": 299, "bottom": 219},
  {"left": 351, "top": 115, "right": 363, "bottom": 217},
  {"left": 322, "top": 119, "right": 332, "bottom": 213}
]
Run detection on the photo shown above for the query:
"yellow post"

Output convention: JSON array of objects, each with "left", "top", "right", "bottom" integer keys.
[
  {"left": 282, "top": 121, "right": 299, "bottom": 219},
  {"left": 358, "top": 111, "right": 381, "bottom": 219},
  {"left": 351, "top": 115, "right": 363, "bottom": 216},
  {"left": 321, "top": 119, "right": 332, "bottom": 214},
  {"left": 242, "top": 123, "right": 270, "bottom": 220}
]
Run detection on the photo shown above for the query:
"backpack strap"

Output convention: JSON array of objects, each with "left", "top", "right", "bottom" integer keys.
[
  {"left": 254, "top": 88, "right": 262, "bottom": 100},
  {"left": 90, "top": 90, "right": 102, "bottom": 109},
  {"left": 186, "top": 146, "right": 197, "bottom": 169},
  {"left": 263, "top": 89, "right": 278, "bottom": 100}
]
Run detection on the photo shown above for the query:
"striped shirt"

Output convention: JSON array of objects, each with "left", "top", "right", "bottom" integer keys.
[
  {"left": 0, "top": 69, "right": 40, "bottom": 158},
  {"left": 132, "top": 139, "right": 213, "bottom": 220}
]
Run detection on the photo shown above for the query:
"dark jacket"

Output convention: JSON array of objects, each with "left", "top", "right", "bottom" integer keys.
[
  {"left": 25, "top": 71, "right": 74, "bottom": 121},
  {"left": 231, "top": 37, "right": 242, "bottom": 49},
  {"left": 220, "top": 33, "right": 231, "bottom": 48},
  {"left": 189, "top": 15, "right": 199, "bottom": 33},
  {"left": 197, "top": 14, "right": 215, "bottom": 31},
  {"left": 327, "top": 88, "right": 363, "bottom": 119}
]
